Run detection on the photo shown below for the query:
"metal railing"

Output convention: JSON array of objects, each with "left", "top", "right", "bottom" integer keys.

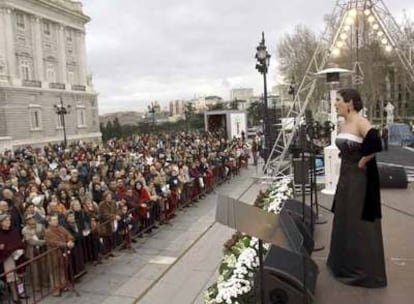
[{"left": 0, "top": 159, "right": 246, "bottom": 303}]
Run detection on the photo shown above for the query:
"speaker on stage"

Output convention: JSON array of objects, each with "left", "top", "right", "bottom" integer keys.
[
  {"left": 293, "top": 158, "right": 310, "bottom": 185},
  {"left": 289, "top": 215, "right": 315, "bottom": 255},
  {"left": 284, "top": 199, "right": 315, "bottom": 237},
  {"left": 256, "top": 210, "right": 319, "bottom": 304},
  {"left": 260, "top": 245, "right": 319, "bottom": 304},
  {"left": 378, "top": 165, "right": 408, "bottom": 189}
]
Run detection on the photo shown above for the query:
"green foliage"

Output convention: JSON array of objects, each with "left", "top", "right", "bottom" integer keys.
[
  {"left": 247, "top": 100, "right": 262, "bottom": 127},
  {"left": 208, "top": 103, "right": 226, "bottom": 111},
  {"left": 99, "top": 114, "right": 205, "bottom": 141},
  {"left": 230, "top": 99, "right": 239, "bottom": 110}
]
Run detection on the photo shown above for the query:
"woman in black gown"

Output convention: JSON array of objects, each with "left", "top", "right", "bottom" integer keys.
[{"left": 327, "top": 88, "right": 387, "bottom": 288}]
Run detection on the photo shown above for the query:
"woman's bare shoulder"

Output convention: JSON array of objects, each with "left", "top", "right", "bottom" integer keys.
[{"left": 357, "top": 116, "right": 372, "bottom": 137}]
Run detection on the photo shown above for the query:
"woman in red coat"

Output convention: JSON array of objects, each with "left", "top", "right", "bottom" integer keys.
[{"left": 134, "top": 181, "right": 153, "bottom": 232}]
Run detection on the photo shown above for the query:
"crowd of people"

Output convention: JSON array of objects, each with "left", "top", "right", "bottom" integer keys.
[{"left": 0, "top": 131, "right": 250, "bottom": 302}]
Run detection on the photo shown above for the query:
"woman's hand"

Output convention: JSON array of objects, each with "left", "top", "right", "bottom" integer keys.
[
  {"left": 359, "top": 154, "right": 375, "bottom": 169},
  {"left": 358, "top": 158, "right": 367, "bottom": 169}
]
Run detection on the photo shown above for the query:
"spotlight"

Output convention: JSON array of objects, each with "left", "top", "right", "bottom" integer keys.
[
  {"left": 373, "top": 23, "right": 379, "bottom": 30},
  {"left": 381, "top": 38, "right": 388, "bottom": 45},
  {"left": 345, "top": 16, "right": 354, "bottom": 25},
  {"left": 340, "top": 33, "right": 348, "bottom": 40},
  {"left": 377, "top": 31, "right": 384, "bottom": 37},
  {"left": 368, "top": 15, "right": 375, "bottom": 23},
  {"left": 364, "top": 9, "right": 371, "bottom": 16},
  {"left": 332, "top": 48, "right": 341, "bottom": 57},
  {"left": 348, "top": 9, "right": 357, "bottom": 18},
  {"left": 336, "top": 41, "right": 344, "bottom": 48},
  {"left": 385, "top": 45, "right": 393, "bottom": 52}
]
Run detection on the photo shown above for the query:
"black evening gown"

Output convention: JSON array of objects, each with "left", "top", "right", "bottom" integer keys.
[{"left": 327, "top": 133, "right": 387, "bottom": 288}]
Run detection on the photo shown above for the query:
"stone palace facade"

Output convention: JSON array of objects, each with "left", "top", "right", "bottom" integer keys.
[{"left": 0, "top": 0, "right": 101, "bottom": 151}]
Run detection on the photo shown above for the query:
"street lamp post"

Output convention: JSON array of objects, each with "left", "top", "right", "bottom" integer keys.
[
  {"left": 54, "top": 96, "right": 71, "bottom": 148},
  {"left": 254, "top": 32, "right": 272, "bottom": 304},
  {"left": 255, "top": 32, "right": 271, "bottom": 162}
]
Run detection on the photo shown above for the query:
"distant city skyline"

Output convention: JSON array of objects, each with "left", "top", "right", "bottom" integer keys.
[{"left": 82, "top": 0, "right": 414, "bottom": 114}]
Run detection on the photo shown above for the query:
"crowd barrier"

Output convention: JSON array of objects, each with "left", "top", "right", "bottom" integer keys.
[
  {"left": 0, "top": 247, "right": 77, "bottom": 303},
  {"left": 0, "top": 157, "right": 247, "bottom": 303}
]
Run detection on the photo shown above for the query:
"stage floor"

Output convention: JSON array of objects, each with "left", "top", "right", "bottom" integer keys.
[{"left": 313, "top": 184, "right": 414, "bottom": 304}]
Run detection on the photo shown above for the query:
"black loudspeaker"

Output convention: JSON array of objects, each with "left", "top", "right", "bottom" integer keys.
[
  {"left": 284, "top": 199, "right": 315, "bottom": 237},
  {"left": 378, "top": 165, "right": 408, "bottom": 189},
  {"left": 293, "top": 158, "right": 310, "bottom": 185},
  {"left": 261, "top": 246, "right": 319, "bottom": 304},
  {"left": 257, "top": 210, "right": 319, "bottom": 304},
  {"left": 289, "top": 215, "right": 315, "bottom": 255}
]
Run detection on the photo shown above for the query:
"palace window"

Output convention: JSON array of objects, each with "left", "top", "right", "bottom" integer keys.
[
  {"left": 66, "top": 30, "right": 73, "bottom": 42},
  {"left": 20, "top": 59, "right": 31, "bottom": 80},
  {"left": 16, "top": 13, "right": 25, "bottom": 29},
  {"left": 46, "top": 62, "right": 56, "bottom": 82},
  {"left": 68, "top": 70, "right": 74, "bottom": 84},
  {"left": 92, "top": 110, "right": 97, "bottom": 126},
  {"left": 43, "top": 21, "right": 51, "bottom": 35},
  {"left": 29, "top": 105, "right": 42, "bottom": 130},
  {"left": 77, "top": 106, "right": 87, "bottom": 127}
]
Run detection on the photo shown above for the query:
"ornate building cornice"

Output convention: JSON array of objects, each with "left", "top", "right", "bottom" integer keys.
[
  {"left": 0, "top": 0, "right": 90, "bottom": 24},
  {"left": 38, "top": 0, "right": 89, "bottom": 21}
]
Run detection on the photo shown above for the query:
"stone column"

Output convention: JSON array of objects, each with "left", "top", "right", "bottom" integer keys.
[
  {"left": 31, "top": 16, "right": 44, "bottom": 82},
  {"left": 1, "top": 8, "right": 17, "bottom": 83},
  {"left": 57, "top": 24, "right": 67, "bottom": 84},
  {"left": 77, "top": 31, "right": 87, "bottom": 85},
  {"left": 0, "top": 9, "right": 7, "bottom": 82}
]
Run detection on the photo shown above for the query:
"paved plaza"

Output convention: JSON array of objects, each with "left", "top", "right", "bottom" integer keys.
[{"left": 43, "top": 151, "right": 414, "bottom": 304}]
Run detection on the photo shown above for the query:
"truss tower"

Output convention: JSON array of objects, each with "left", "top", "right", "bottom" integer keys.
[{"left": 264, "top": 0, "right": 414, "bottom": 179}]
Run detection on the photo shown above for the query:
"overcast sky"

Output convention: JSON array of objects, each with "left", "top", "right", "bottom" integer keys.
[{"left": 81, "top": 0, "right": 414, "bottom": 114}]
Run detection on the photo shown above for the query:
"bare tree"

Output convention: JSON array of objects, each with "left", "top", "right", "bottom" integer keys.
[
  {"left": 276, "top": 24, "right": 327, "bottom": 113},
  {"left": 276, "top": 12, "right": 414, "bottom": 121}
]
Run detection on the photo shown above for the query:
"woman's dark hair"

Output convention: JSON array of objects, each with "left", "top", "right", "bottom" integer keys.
[
  {"left": 134, "top": 180, "right": 144, "bottom": 190},
  {"left": 337, "top": 88, "right": 363, "bottom": 112}
]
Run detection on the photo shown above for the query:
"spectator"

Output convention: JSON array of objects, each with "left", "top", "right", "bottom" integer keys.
[
  {"left": 0, "top": 213, "right": 25, "bottom": 302},
  {"left": 98, "top": 191, "right": 119, "bottom": 256},
  {"left": 44, "top": 214, "right": 74, "bottom": 297},
  {"left": 22, "top": 213, "right": 47, "bottom": 291},
  {"left": 381, "top": 125, "right": 389, "bottom": 151}
]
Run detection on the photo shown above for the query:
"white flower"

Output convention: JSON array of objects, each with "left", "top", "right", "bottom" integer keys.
[{"left": 208, "top": 178, "right": 293, "bottom": 303}]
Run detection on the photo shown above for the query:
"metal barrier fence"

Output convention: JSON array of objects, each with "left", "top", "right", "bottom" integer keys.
[
  {"left": 0, "top": 158, "right": 246, "bottom": 303},
  {"left": 0, "top": 247, "right": 77, "bottom": 304}
]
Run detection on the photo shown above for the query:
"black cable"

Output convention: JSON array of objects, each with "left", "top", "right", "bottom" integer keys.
[
  {"left": 317, "top": 201, "right": 414, "bottom": 219},
  {"left": 381, "top": 202, "right": 414, "bottom": 219}
]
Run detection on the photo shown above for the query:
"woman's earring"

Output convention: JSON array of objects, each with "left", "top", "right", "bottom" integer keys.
[{"left": 347, "top": 108, "right": 351, "bottom": 113}]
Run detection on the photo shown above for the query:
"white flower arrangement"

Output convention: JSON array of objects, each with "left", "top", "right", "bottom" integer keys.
[{"left": 204, "top": 178, "right": 292, "bottom": 304}]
